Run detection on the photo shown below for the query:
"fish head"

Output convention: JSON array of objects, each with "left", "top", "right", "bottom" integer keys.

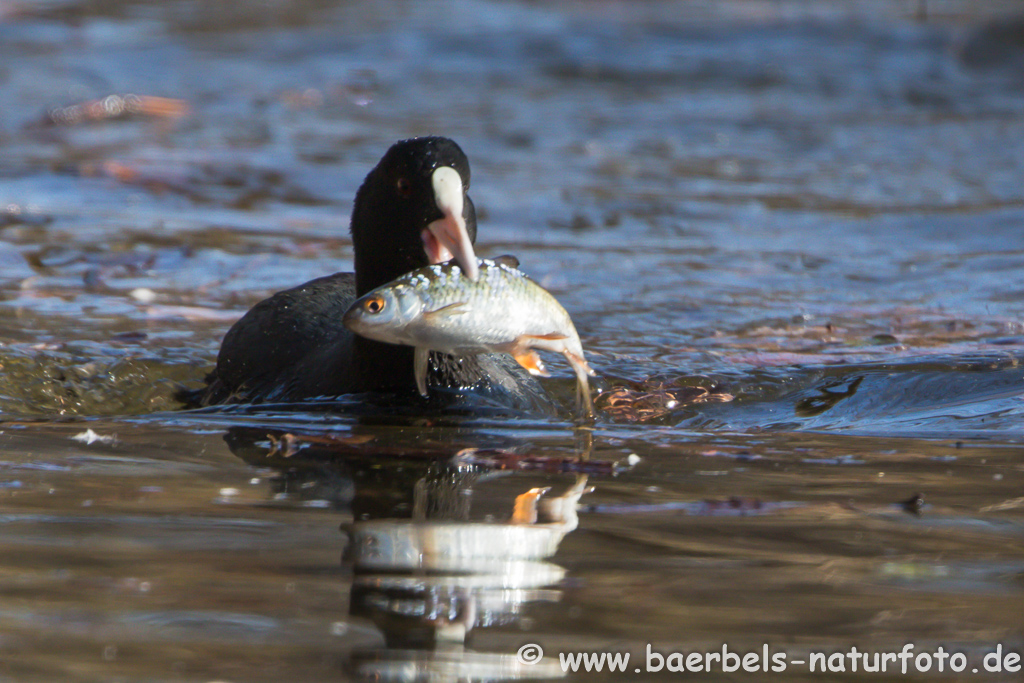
[{"left": 343, "top": 284, "right": 425, "bottom": 346}]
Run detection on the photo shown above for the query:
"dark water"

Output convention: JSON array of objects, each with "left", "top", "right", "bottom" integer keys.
[{"left": 2, "top": 1, "right": 1024, "bottom": 680}]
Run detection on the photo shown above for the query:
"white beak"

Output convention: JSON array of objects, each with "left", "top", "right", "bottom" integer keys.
[{"left": 423, "top": 166, "right": 479, "bottom": 280}]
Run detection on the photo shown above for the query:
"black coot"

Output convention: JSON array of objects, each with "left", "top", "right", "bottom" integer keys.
[{"left": 189, "top": 137, "right": 548, "bottom": 409}]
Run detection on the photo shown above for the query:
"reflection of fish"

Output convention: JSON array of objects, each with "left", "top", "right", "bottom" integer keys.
[{"left": 343, "top": 258, "right": 595, "bottom": 416}]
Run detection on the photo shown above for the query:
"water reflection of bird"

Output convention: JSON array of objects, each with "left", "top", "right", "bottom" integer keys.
[{"left": 184, "top": 137, "right": 548, "bottom": 410}]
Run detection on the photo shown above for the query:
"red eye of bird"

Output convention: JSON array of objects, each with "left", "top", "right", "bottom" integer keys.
[
  {"left": 364, "top": 296, "right": 386, "bottom": 314},
  {"left": 396, "top": 177, "right": 412, "bottom": 197}
]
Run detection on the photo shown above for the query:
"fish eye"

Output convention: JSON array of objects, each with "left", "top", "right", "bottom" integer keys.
[
  {"left": 396, "top": 177, "right": 412, "bottom": 197},
  {"left": 364, "top": 296, "right": 386, "bottom": 314}
]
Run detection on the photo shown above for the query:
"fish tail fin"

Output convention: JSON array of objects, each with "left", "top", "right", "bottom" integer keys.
[{"left": 562, "top": 350, "right": 595, "bottom": 420}]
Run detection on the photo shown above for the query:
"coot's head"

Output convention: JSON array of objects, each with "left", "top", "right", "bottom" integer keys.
[{"left": 351, "top": 137, "right": 479, "bottom": 295}]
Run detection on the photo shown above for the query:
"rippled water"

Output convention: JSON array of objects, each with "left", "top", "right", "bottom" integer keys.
[{"left": 1, "top": 1, "right": 1023, "bottom": 680}]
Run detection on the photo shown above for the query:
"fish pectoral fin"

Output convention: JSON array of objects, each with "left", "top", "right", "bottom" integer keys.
[
  {"left": 414, "top": 347, "right": 430, "bottom": 397},
  {"left": 522, "top": 332, "right": 569, "bottom": 341},
  {"left": 423, "top": 302, "right": 469, "bottom": 319},
  {"left": 514, "top": 350, "right": 550, "bottom": 377}
]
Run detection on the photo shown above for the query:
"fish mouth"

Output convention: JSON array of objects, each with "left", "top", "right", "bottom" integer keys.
[
  {"left": 422, "top": 166, "right": 479, "bottom": 280},
  {"left": 341, "top": 305, "right": 362, "bottom": 334}
]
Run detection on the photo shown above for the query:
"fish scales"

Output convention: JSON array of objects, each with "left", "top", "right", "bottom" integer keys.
[{"left": 407, "top": 262, "right": 576, "bottom": 353}]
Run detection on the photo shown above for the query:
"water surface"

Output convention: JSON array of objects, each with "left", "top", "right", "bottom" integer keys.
[{"left": 1, "top": 1, "right": 1023, "bottom": 680}]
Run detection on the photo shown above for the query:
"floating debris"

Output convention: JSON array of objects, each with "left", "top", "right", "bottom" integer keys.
[
  {"left": 70, "top": 429, "right": 117, "bottom": 446},
  {"left": 129, "top": 288, "right": 158, "bottom": 303},
  {"left": 900, "top": 492, "right": 926, "bottom": 515},
  {"left": 452, "top": 448, "right": 626, "bottom": 475},
  {"left": 144, "top": 305, "right": 244, "bottom": 322},
  {"left": 0, "top": 204, "right": 52, "bottom": 228},
  {"left": 980, "top": 496, "right": 1024, "bottom": 513},
  {"left": 44, "top": 94, "right": 189, "bottom": 126},
  {"left": 597, "top": 381, "right": 733, "bottom": 422},
  {"left": 266, "top": 433, "right": 300, "bottom": 458}
]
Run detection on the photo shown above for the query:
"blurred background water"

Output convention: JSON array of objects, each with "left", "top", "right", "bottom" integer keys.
[{"left": 0, "top": 1, "right": 1023, "bottom": 681}]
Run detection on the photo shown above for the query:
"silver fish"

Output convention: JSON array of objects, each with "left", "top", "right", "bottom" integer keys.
[{"left": 343, "top": 258, "right": 596, "bottom": 416}]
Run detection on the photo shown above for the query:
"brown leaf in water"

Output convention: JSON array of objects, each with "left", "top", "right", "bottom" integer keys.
[{"left": 44, "top": 94, "right": 189, "bottom": 125}]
